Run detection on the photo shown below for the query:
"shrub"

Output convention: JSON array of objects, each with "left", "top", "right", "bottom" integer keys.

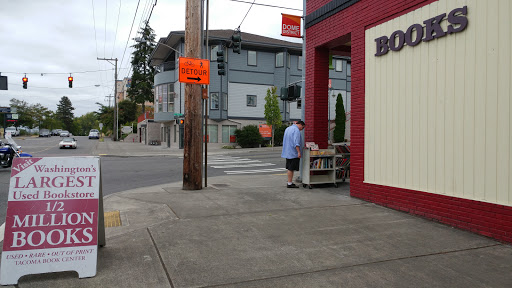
[
  {"left": 333, "top": 93, "right": 346, "bottom": 143},
  {"left": 234, "top": 125, "right": 264, "bottom": 148},
  {"left": 273, "top": 125, "right": 287, "bottom": 146}
]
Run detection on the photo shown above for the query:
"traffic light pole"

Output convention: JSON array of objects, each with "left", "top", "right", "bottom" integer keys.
[
  {"left": 97, "top": 57, "right": 118, "bottom": 141},
  {"left": 204, "top": 0, "right": 210, "bottom": 188},
  {"left": 183, "top": 0, "right": 203, "bottom": 190}
]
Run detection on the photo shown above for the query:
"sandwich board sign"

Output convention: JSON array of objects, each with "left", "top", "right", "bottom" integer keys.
[{"left": 0, "top": 156, "right": 105, "bottom": 285}]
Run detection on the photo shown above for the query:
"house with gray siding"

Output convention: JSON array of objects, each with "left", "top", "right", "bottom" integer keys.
[{"left": 147, "top": 30, "right": 351, "bottom": 146}]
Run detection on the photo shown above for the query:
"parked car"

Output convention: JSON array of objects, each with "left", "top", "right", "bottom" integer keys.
[
  {"left": 90, "top": 129, "right": 99, "bottom": 133},
  {"left": 4, "top": 127, "right": 20, "bottom": 137},
  {"left": 52, "top": 129, "right": 62, "bottom": 136},
  {"left": 39, "top": 129, "right": 51, "bottom": 137},
  {"left": 59, "top": 137, "right": 77, "bottom": 149},
  {"left": 59, "top": 130, "right": 70, "bottom": 137},
  {"left": 88, "top": 131, "right": 100, "bottom": 139}
]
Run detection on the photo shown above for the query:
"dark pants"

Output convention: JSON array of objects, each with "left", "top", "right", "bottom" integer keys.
[{"left": 286, "top": 158, "right": 300, "bottom": 171}]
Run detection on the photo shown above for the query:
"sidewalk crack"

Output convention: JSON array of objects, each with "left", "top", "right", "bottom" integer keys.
[
  {"left": 203, "top": 243, "right": 504, "bottom": 288},
  {"left": 147, "top": 227, "right": 176, "bottom": 288}
]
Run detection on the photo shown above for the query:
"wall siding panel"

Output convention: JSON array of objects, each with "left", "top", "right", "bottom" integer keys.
[
  {"left": 228, "top": 83, "right": 273, "bottom": 118},
  {"left": 364, "top": 0, "right": 511, "bottom": 206}
]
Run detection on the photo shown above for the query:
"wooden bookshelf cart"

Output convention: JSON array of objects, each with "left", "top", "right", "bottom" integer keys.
[{"left": 302, "top": 148, "right": 337, "bottom": 189}]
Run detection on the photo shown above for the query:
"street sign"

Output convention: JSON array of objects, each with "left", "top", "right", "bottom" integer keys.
[
  {"left": 259, "top": 124, "right": 272, "bottom": 138},
  {"left": 179, "top": 57, "right": 210, "bottom": 85},
  {"left": 0, "top": 107, "right": 10, "bottom": 113}
]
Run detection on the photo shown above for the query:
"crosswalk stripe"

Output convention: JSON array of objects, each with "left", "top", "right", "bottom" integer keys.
[
  {"left": 211, "top": 163, "right": 275, "bottom": 168},
  {"left": 225, "top": 168, "right": 286, "bottom": 174},
  {"left": 207, "top": 160, "right": 261, "bottom": 165}
]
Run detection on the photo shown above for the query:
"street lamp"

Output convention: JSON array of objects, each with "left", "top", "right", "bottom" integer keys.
[{"left": 133, "top": 37, "right": 183, "bottom": 56}]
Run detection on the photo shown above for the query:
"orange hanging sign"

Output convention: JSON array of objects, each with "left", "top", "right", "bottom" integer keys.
[
  {"left": 282, "top": 14, "right": 301, "bottom": 38},
  {"left": 179, "top": 57, "right": 210, "bottom": 85}
]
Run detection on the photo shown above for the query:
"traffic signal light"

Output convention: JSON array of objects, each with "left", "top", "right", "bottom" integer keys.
[
  {"left": 280, "top": 85, "right": 301, "bottom": 101},
  {"left": 176, "top": 118, "right": 184, "bottom": 125},
  {"left": 232, "top": 34, "right": 241, "bottom": 54},
  {"left": 217, "top": 50, "right": 225, "bottom": 76},
  {"left": 22, "top": 77, "right": 28, "bottom": 89},
  {"left": 68, "top": 76, "right": 73, "bottom": 88},
  {"left": 280, "top": 87, "right": 288, "bottom": 101}
]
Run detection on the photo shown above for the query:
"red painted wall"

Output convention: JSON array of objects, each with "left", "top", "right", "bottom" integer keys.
[{"left": 305, "top": 0, "right": 512, "bottom": 243}]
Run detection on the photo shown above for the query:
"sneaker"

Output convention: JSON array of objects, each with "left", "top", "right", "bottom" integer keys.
[{"left": 287, "top": 183, "right": 299, "bottom": 188}]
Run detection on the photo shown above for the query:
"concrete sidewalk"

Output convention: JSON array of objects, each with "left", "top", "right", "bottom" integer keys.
[{"left": 10, "top": 139, "right": 512, "bottom": 287}]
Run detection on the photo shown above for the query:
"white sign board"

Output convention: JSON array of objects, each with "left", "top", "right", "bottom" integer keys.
[
  {"left": 121, "top": 126, "right": 132, "bottom": 134},
  {"left": 0, "top": 157, "right": 103, "bottom": 285}
]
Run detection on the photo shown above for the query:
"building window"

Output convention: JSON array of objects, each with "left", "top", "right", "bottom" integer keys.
[
  {"left": 335, "top": 59, "right": 343, "bottom": 72},
  {"left": 347, "top": 62, "right": 351, "bottom": 76},
  {"left": 287, "top": 53, "right": 291, "bottom": 68},
  {"left": 156, "top": 85, "right": 163, "bottom": 113},
  {"left": 297, "top": 99, "right": 301, "bottom": 109},
  {"left": 223, "top": 93, "right": 228, "bottom": 111},
  {"left": 276, "top": 52, "right": 284, "bottom": 67},
  {"left": 248, "top": 51, "right": 256, "bottom": 66},
  {"left": 211, "top": 46, "right": 219, "bottom": 61},
  {"left": 210, "top": 93, "right": 219, "bottom": 109},
  {"left": 206, "top": 124, "right": 218, "bottom": 143},
  {"left": 155, "top": 84, "right": 175, "bottom": 113},
  {"left": 211, "top": 45, "right": 227, "bottom": 62},
  {"left": 247, "top": 95, "right": 257, "bottom": 107},
  {"left": 222, "top": 125, "right": 237, "bottom": 143},
  {"left": 298, "top": 56, "right": 302, "bottom": 70}
]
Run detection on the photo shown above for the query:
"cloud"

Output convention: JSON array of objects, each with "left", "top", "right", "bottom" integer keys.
[{"left": 0, "top": 0, "right": 303, "bottom": 118}]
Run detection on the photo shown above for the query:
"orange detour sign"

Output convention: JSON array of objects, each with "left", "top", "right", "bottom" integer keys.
[{"left": 179, "top": 57, "right": 210, "bottom": 85}]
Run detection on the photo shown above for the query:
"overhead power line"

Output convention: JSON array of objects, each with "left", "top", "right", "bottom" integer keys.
[
  {"left": 7, "top": 82, "right": 114, "bottom": 89},
  {"left": 238, "top": 0, "right": 256, "bottom": 29},
  {"left": 1, "top": 69, "right": 116, "bottom": 75},
  {"left": 119, "top": 0, "right": 142, "bottom": 75},
  {"left": 230, "top": 0, "right": 302, "bottom": 12},
  {"left": 111, "top": 0, "right": 122, "bottom": 58}
]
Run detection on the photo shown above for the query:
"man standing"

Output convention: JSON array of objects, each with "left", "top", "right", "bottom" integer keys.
[{"left": 281, "top": 120, "right": 305, "bottom": 188}]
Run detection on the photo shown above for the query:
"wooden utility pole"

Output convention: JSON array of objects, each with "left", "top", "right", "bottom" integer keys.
[{"left": 183, "top": 0, "right": 203, "bottom": 190}]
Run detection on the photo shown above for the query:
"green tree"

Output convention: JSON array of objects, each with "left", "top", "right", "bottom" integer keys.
[
  {"left": 234, "top": 125, "right": 264, "bottom": 148},
  {"left": 56, "top": 96, "right": 75, "bottom": 132},
  {"left": 9, "top": 99, "right": 35, "bottom": 128},
  {"left": 32, "top": 103, "right": 50, "bottom": 129},
  {"left": 127, "top": 21, "right": 156, "bottom": 114},
  {"left": 333, "top": 93, "right": 346, "bottom": 143},
  {"left": 118, "top": 100, "right": 138, "bottom": 125},
  {"left": 264, "top": 86, "right": 282, "bottom": 148},
  {"left": 95, "top": 102, "right": 114, "bottom": 136},
  {"left": 74, "top": 112, "right": 98, "bottom": 136}
]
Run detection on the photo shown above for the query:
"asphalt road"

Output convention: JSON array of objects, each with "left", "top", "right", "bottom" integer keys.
[{"left": 0, "top": 136, "right": 284, "bottom": 229}]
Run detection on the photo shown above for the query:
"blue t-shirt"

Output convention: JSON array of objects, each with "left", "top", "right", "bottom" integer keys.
[{"left": 281, "top": 124, "right": 301, "bottom": 159}]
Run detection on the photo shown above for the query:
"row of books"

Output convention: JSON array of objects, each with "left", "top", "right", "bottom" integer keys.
[
  {"left": 336, "top": 157, "right": 350, "bottom": 168},
  {"left": 334, "top": 144, "right": 350, "bottom": 154},
  {"left": 336, "top": 168, "right": 348, "bottom": 179},
  {"left": 311, "top": 158, "right": 333, "bottom": 169}
]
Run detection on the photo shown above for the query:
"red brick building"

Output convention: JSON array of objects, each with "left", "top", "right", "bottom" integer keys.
[{"left": 305, "top": 0, "right": 512, "bottom": 243}]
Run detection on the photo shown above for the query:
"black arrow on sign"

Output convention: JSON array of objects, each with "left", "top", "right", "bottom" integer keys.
[{"left": 187, "top": 77, "right": 202, "bottom": 82}]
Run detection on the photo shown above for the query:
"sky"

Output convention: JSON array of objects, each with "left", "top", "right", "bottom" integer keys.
[{"left": 0, "top": 0, "right": 304, "bottom": 118}]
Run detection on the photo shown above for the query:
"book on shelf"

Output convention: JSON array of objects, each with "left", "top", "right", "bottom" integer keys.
[
  {"left": 310, "top": 158, "right": 333, "bottom": 169},
  {"left": 334, "top": 144, "right": 350, "bottom": 154}
]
